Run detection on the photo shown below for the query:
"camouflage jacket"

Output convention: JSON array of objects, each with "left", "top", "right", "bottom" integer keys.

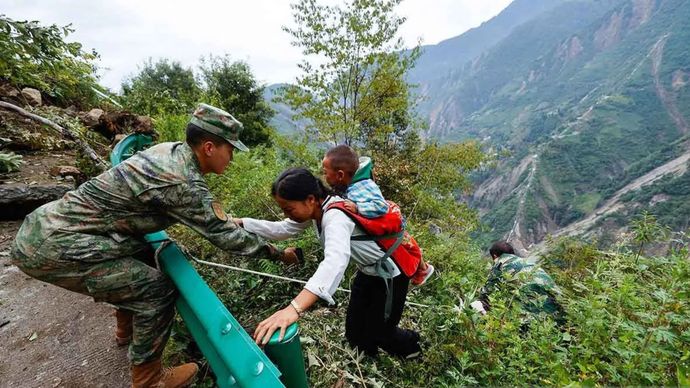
[
  {"left": 479, "top": 254, "right": 562, "bottom": 316},
  {"left": 14, "top": 142, "right": 277, "bottom": 259}
]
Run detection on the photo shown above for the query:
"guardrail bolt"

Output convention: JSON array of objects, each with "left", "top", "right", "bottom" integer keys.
[{"left": 253, "top": 361, "right": 264, "bottom": 376}]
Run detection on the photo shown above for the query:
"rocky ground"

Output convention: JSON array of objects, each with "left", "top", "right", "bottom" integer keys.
[
  {"left": 0, "top": 83, "right": 154, "bottom": 387},
  {"left": 0, "top": 221, "right": 130, "bottom": 388}
]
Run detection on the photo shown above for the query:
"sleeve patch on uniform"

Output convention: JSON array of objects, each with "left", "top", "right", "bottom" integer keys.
[{"left": 211, "top": 201, "right": 228, "bottom": 222}]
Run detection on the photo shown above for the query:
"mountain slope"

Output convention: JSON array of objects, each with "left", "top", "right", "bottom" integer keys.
[
  {"left": 460, "top": 0, "right": 690, "bottom": 246},
  {"left": 408, "top": 0, "right": 563, "bottom": 85},
  {"left": 420, "top": 0, "right": 625, "bottom": 139}
]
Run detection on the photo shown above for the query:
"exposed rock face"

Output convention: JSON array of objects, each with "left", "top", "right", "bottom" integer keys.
[
  {"left": 593, "top": 0, "right": 657, "bottom": 52},
  {"left": 472, "top": 154, "right": 536, "bottom": 211},
  {"left": 49, "top": 165, "right": 83, "bottom": 180},
  {"left": 557, "top": 36, "right": 584, "bottom": 62},
  {"left": 650, "top": 193, "right": 670, "bottom": 206},
  {"left": 87, "top": 111, "right": 154, "bottom": 140},
  {"left": 20, "top": 88, "right": 42, "bottom": 106},
  {"left": 0, "top": 83, "right": 20, "bottom": 98},
  {"left": 429, "top": 98, "right": 465, "bottom": 138},
  {"left": 594, "top": 11, "right": 623, "bottom": 50},
  {"left": 567, "top": 36, "right": 584, "bottom": 60},
  {"left": 629, "top": 0, "right": 656, "bottom": 29}
]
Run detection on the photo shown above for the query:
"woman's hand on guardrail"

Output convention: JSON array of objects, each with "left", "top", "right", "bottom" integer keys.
[{"left": 253, "top": 306, "right": 299, "bottom": 345}]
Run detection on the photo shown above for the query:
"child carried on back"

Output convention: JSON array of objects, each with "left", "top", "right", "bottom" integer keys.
[{"left": 322, "top": 145, "right": 434, "bottom": 285}]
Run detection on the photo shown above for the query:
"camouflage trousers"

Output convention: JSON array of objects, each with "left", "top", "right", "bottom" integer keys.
[
  {"left": 518, "top": 286, "right": 566, "bottom": 328},
  {"left": 10, "top": 213, "right": 177, "bottom": 365}
]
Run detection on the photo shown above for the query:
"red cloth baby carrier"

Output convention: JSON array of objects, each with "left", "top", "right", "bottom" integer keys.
[
  {"left": 326, "top": 200, "right": 423, "bottom": 319},
  {"left": 326, "top": 200, "right": 422, "bottom": 277}
]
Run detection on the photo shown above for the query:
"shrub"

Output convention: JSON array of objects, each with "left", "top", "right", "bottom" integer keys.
[
  {"left": 0, "top": 15, "right": 100, "bottom": 106},
  {"left": 0, "top": 151, "right": 22, "bottom": 173}
]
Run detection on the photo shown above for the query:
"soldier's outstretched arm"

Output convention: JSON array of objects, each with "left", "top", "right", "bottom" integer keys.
[{"left": 147, "top": 182, "right": 282, "bottom": 260}]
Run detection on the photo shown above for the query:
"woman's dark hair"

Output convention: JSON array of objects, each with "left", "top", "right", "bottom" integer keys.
[
  {"left": 271, "top": 167, "right": 332, "bottom": 201},
  {"left": 186, "top": 123, "right": 227, "bottom": 147},
  {"left": 489, "top": 240, "right": 515, "bottom": 258}
]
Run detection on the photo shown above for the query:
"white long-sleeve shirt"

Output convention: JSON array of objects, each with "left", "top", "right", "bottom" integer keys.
[{"left": 241, "top": 196, "right": 400, "bottom": 304}]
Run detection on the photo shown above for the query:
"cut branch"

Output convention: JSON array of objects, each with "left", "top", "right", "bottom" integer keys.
[{"left": 0, "top": 100, "right": 108, "bottom": 171}]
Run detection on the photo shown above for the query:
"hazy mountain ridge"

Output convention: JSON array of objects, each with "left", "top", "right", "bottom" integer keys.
[{"left": 407, "top": 0, "right": 563, "bottom": 85}]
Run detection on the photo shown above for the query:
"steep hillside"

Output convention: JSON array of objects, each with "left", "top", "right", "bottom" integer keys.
[
  {"left": 461, "top": 0, "right": 690, "bottom": 247},
  {"left": 408, "top": 0, "right": 563, "bottom": 85},
  {"left": 421, "top": 0, "right": 625, "bottom": 139}
]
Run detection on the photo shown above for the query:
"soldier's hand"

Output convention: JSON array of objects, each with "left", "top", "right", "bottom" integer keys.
[
  {"left": 343, "top": 200, "right": 358, "bottom": 213},
  {"left": 280, "top": 247, "right": 300, "bottom": 265},
  {"left": 232, "top": 218, "right": 244, "bottom": 227}
]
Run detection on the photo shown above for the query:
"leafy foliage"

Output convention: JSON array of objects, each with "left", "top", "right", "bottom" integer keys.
[
  {"left": 168, "top": 146, "right": 690, "bottom": 385},
  {"left": 631, "top": 211, "right": 670, "bottom": 261},
  {"left": 0, "top": 151, "right": 22, "bottom": 173},
  {"left": 121, "top": 58, "right": 202, "bottom": 117},
  {"left": 121, "top": 56, "right": 276, "bottom": 148},
  {"left": 279, "top": 0, "right": 486, "bottom": 238},
  {"left": 620, "top": 169, "right": 690, "bottom": 232},
  {"left": 0, "top": 15, "right": 100, "bottom": 106},
  {"left": 199, "top": 55, "right": 274, "bottom": 147},
  {"left": 153, "top": 106, "right": 688, "bottom": 387},
  {"left": 281, "top": 0, "right": 421, "bottom": 146}
]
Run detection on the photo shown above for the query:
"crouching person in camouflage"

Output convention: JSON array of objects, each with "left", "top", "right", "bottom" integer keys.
[
  {"left": 471, "top": 241, "right": 565, "bottom": 327},
  {"left": 10, "top": 103, "right": 297, "bottom": 387}
]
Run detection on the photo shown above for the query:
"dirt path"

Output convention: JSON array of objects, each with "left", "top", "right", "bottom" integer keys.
[{"left": 0, "top": 221, "right": 130, "bottom": 388}]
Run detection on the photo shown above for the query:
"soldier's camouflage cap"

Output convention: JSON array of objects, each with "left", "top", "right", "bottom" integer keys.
[{"left": 189, "top": 103, "right": 249, "bottom": 152}]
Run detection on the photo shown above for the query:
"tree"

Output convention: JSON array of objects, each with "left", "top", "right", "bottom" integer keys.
[
  {"left": 282, "top": 0, "right": 484, "bottom": 230},
  {"left": 281, "top": 0, "right": 421, "bottom": 146},
  {"left": 121, "top": 58, "right": 201, "bottom": 116},
  {"left": 199, "top": 55, "right": 274, "bottom": 146},
  {"left": 0, "top": 15, "right": 100, "bottom": 107}
]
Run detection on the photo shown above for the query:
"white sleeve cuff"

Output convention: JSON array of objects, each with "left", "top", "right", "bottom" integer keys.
[{"left": 303, "top": 284, "right": 336, "bottom": 305}]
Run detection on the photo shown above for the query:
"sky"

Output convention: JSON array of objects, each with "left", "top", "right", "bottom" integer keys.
[{"left": 2, "top": 0, "right": 513, "bottom": 91}]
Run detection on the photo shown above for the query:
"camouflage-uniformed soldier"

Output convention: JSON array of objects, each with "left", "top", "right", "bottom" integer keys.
[
  {"left": 10, "top": 103, "right": 296, "bottom": 388},
  {"left": 474, "top": 241, "right": 564, "bottom": 325}
]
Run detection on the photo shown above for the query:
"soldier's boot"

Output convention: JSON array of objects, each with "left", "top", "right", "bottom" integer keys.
[
  {"left": 114, "top": 309, "right": 133, "bottom": 346},
  {"left": 131, "top": 358, "right": 199, "bottom": 388}
]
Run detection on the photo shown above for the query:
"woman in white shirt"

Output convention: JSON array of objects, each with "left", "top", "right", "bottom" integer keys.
[{"left": 241, "top": 168, "right": 421, "bottom": 358}]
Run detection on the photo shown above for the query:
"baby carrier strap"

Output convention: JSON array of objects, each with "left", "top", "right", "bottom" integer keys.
[{"left": 326, "top": 201, "right": 408, "bottom": 319}]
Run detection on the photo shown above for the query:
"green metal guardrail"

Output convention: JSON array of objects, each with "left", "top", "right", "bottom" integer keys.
[{"left": 111, "top": 134, "right": 308, "bottom": 388}]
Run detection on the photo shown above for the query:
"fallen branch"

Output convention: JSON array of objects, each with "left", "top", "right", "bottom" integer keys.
[{"left": 0, "top": 100, "right": 108, "bottom": 171}]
